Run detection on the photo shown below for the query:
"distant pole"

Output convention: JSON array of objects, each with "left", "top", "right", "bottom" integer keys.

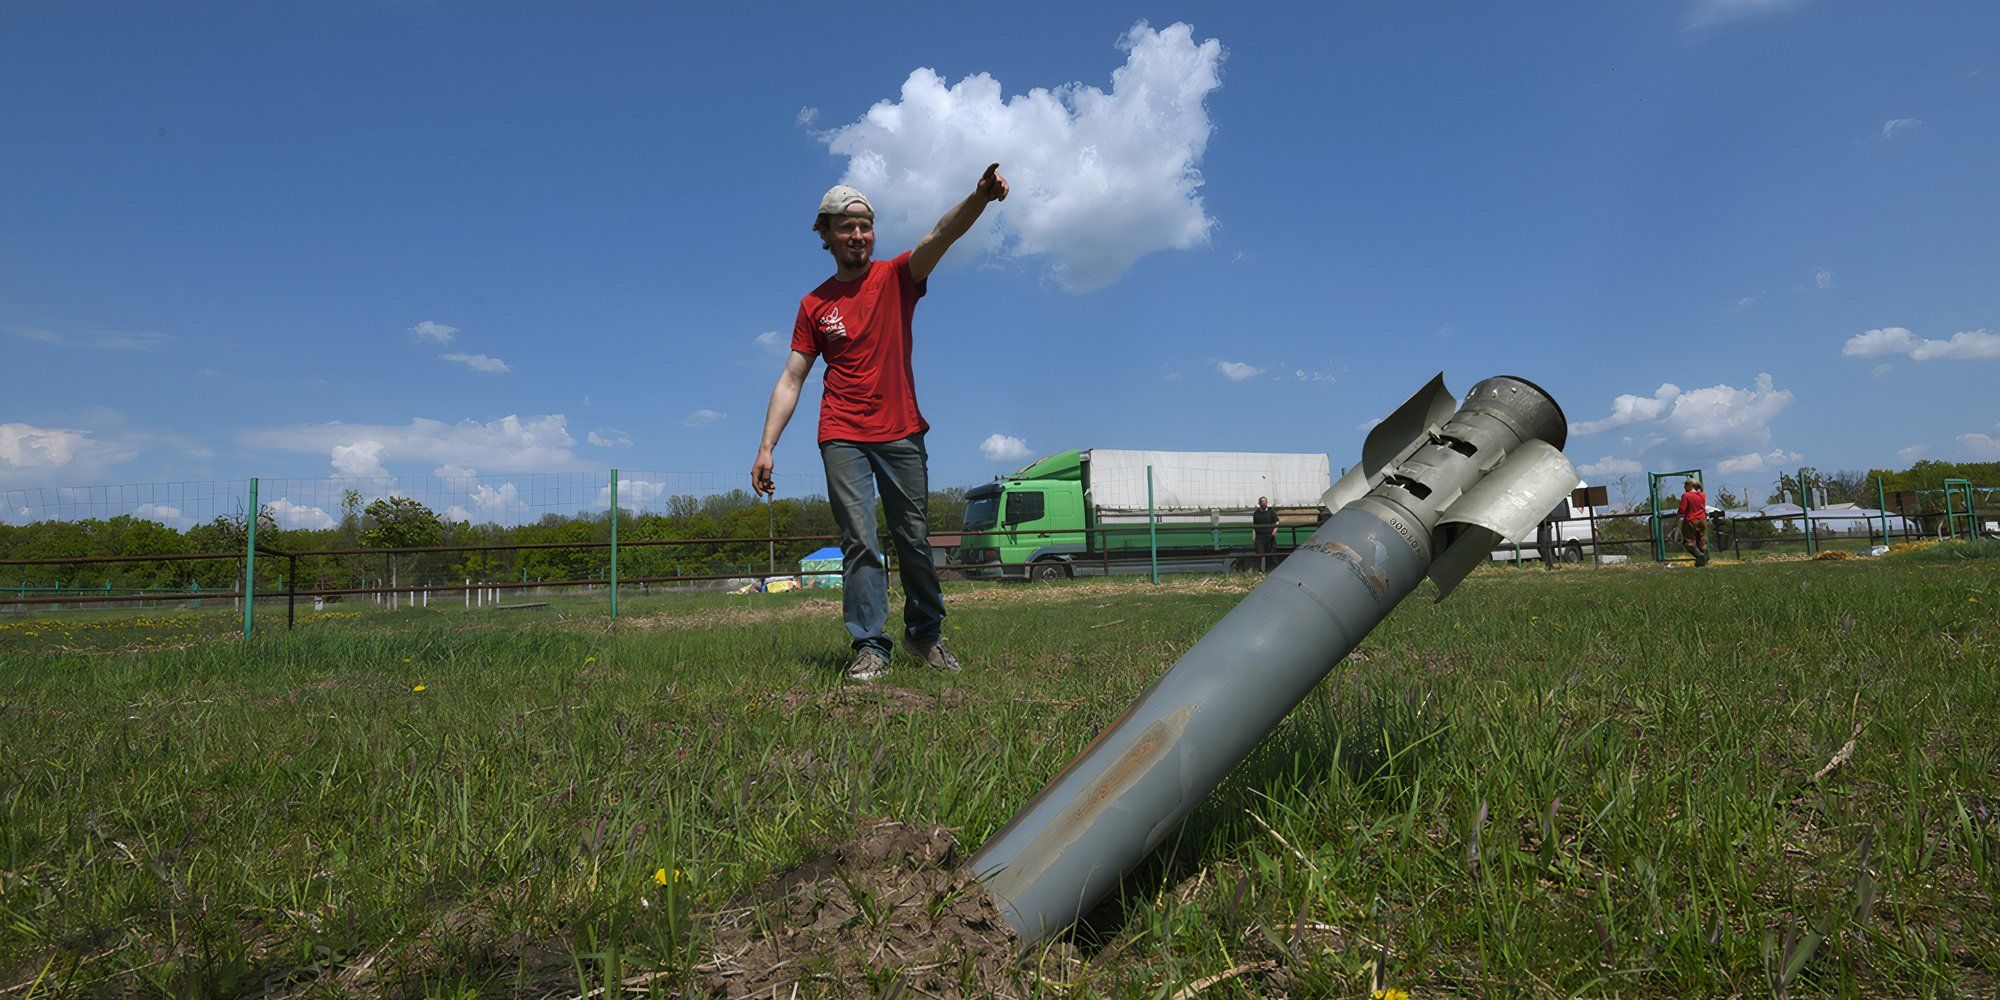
[
  {"left": 241, "top": 478, "right": 259, "bottom": 639},
  {"left": 1147, "top": 465, "right": 1159, "bottom": 586},
  {"left": 1798, "top": 467, "right": 1815, "bottom": 557},
  {"left": 609, "top": 469, "right": 620, "bottom": 620},
  {"left": 1876, "top": 475, "right": 1889, "bottom": 545}
]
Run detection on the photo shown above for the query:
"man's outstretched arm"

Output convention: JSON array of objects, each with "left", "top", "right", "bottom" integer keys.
[
  {"left": 908, "top": 163, "right": 1009, "bottom": 283},
  {"left": 751, "top": 350, "right": 815, "bottom": 496}
]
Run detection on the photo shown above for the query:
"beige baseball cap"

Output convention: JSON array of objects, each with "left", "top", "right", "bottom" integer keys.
[{"left": 811, "top": 184, "right": 874, "bottom": 229}]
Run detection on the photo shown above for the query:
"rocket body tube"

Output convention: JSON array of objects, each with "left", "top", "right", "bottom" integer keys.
[{"left": 968, "top": 375, "right": 1572, "bottom": 947}]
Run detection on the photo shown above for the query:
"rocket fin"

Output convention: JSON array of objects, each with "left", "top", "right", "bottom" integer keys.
[
  {"left": 1323, "top": 373, "right": 1458, "bottom": 513},
  {"left": 1362, "top": 373, "right": 1457, "bottom": 478},
  {"left": 1428, "top": 440, "right": 1579, "bottom": 600}
]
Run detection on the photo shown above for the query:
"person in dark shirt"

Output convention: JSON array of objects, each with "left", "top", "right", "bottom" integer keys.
[{"left": 1252, "top": 496, "right": 1279, "bottom": 572}]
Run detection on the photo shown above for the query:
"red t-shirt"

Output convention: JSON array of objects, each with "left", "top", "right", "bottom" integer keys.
[
  {"left": 1678, "top": 489, "right": 1707, "bottom": 521},
  {"left": 790, "top": 251, "right": 929, "bottom": 444}
]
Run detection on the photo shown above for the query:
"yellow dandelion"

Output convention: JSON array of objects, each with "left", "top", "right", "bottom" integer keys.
[
  {"left": 413, "top": 684, "right": 427, "bottom": 693},
  {"left": 1372, "top": 990, "right": 1411, "bottom": 1000},
  {"left": 402, "top": 657, "right": 412, "bottom": 663}
]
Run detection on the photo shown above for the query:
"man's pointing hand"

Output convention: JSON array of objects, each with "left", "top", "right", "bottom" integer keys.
[{"left": 977, "top": 163, "right": 1009, "bottom": 203}]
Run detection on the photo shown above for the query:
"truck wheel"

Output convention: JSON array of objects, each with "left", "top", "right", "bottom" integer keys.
[
  {"left": 1031, "top": 560, "right": 1070, "bottom": 583},
  {"left": 1564, "top": 542, "right": 1584, "bottom": 564}
]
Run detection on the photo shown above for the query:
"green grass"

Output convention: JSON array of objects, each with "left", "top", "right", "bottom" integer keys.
[{"left": 1, "top": 554, "right": 1996, "bottom": 997}]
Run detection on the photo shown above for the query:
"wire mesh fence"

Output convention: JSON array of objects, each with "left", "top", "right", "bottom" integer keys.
[{"left": 2, "top": 465, "right": 1991, "bottom": 631}]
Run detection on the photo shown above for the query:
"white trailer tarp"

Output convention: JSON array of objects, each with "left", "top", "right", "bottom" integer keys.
[{"left": 1086, "top": 450, "right": 1331, "bottom": 512}]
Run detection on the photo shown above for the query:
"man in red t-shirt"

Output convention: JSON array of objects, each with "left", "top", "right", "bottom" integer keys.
[
  {"left": 752, "top": 164, "right": 1008, "bottom": 681},
  {"left": 1677, "top": 478, "right": 1709, "bottom": 566}
]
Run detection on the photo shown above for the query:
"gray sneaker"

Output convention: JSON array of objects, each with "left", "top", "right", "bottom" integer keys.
[
  {"left": 901, "top": 636, "right": 963, "bottom": 672},
  {"left": 846, "top": 648, "right": 890, "bottom": 682}
]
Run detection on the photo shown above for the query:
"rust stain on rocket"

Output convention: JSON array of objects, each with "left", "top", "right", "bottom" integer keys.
[
  {"left": 980, "top": 704, "right": 1193, "bottom": 902},
  {"left": 1298, "top": 540, "right": 1390, "bottom": 600}
]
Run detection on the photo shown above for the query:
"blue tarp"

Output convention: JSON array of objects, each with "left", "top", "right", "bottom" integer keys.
[{"left": 799, "top": 546, "right": 843, "bottom": 588}]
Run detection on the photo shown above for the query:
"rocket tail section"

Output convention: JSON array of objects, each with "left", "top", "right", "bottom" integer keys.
[
  {"left": 1429, "top": 440, "right": 1579, "bottom": 600},
  {"left": 1322, "top": 373, "right": 1457, "bottom": 514}
]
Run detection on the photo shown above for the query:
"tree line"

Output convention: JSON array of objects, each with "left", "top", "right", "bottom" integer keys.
[{"left": 2, "top": 487, "right": 972, "bottom": 593}]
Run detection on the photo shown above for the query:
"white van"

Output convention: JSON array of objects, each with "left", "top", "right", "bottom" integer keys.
[{"left": 1488, "top": 484, "right": 1601, "bottom": 564}]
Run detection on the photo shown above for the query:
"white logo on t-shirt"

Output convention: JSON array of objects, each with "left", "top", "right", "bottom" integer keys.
[{"left": 818, "top": 307, "right": 850, "bottom": 341}]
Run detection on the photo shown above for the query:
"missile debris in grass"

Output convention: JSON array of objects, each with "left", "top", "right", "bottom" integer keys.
[{"left": 969, "top": 374, "right": 1578, "bottom": 947}]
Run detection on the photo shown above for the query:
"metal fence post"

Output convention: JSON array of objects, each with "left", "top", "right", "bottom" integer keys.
[
  {"left": 1798, "top": 467, "right": 1815, "bottom": 558},
  {"left": 242, "top": 477, "right": 258, "bottom": 639},
  {"left": 1876, "top": 475, "right": 1889, "bottom": 545},
  {"left": 609, "top": 469, "right": 620, "bottom": 620},
  {"left": 1147, "top": 465, "right": 1159, "bottom": 585}
]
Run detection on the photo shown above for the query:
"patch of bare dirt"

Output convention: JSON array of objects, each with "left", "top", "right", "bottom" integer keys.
[{"left": 698, "top": 819, "right": 1034, "bottom": 998}]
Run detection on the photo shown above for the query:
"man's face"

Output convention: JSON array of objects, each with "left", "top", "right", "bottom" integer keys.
[
  {"left": 1258, "top": 497, "right": 1269, "bottom": 507},
  {"left": 823, "top": 208, "right": 875, "bottom": 269}
]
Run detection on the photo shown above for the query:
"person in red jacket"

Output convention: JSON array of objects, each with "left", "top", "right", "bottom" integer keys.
[
  {"left": 1677, "top": 478, "right": 1709, "bottom": 566},
  {"left": 751, "top": 165, "right": 1009, "bottom": 681}
]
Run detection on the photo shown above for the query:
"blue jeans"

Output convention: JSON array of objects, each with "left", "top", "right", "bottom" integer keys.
[{"left": 821, "top": 434, "right": 946, "bottom": 655}]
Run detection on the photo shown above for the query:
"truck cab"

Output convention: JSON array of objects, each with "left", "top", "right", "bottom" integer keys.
[
  {"left": 957, "top": 451, "right": 1089, "bottom": 582},
  {"left": 956, "top": 448, "right": 1331, "bottom": 581}
]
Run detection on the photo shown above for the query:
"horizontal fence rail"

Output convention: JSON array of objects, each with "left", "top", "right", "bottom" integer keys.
[{"left": 3, "top": 467, "right": 1989, "bottom": 634}]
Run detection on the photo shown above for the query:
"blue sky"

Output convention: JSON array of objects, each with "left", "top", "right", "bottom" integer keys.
[{"left": 4, "top": 2, "right": 1997, "bottom": 525}]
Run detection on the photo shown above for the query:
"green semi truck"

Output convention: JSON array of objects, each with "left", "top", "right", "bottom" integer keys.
[{"left": 952, "top": 449, "right": 1333, "bottom": 581}]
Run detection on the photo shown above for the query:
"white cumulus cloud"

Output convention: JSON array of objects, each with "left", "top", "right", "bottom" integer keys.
[
  {"left": 433, "top": 464, "right": 477, "bottom": 479},
  {"left": 1961, "top": 422, "right": 2000, "bottom": 458},
  {"left": 597, "top": 478, "right": 667, "bottom": 509},
  {"left": 408, "top": 320, "right": 458, "bottom": 345},
  {"left": 1843, "top": 326, "right": 2000, "bottom": 362},
  {"left": 820, "top": 21, "right": 1223, "bottom": 292},
  {"left": 1570, "top": 384, "right": 1682, "bottom": 436},
  {"left": 132, "top": 502, "right": 190, "bottom": 528},
  {"left": 1577, "top": 456, "right": 1645, "bottom": 478},
  {"left": 1813, "top": 267, "right": 1834, "bottom": 290},
  {"left": 246, "top": 414, "right": 583, "bottom": 477},
  {"left": 447, "top": 482, "right": 530, "bottom": 527},
  {"left": 330, "top": 440, "right": 388, "bottom": 479},
  {"left": 980, "top": 433, "right": 1032, "bottom": 462},
  {"left": 587, "top": 429, "right": 632, "bottom": 448},
  {"left": 1568, "top": 374, "right": 1796, "bottom": 474},
  {"left": 0, "top": 417, "right": 151, "bottom": 487},
  {"left": 1660, "top": 374, "right": 1794, "bottom": 449},
  {"left": 1717, "top": 448, "right": 1804, "bottom": 475},
  {"left": 267, "top": 497, "right": 336, "bottom": 530},
  {"left": 0, "top": 423, "right": 90, "bottom": 469},
  {"left": 1215, "top": 360, "right": 1263, "bottom": 381},
  {"left": 440, "top": 352, "right": 511, "bottom": 374},
  {"left": 682, "top": 409, "right": 725, "bottom": 427}
]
